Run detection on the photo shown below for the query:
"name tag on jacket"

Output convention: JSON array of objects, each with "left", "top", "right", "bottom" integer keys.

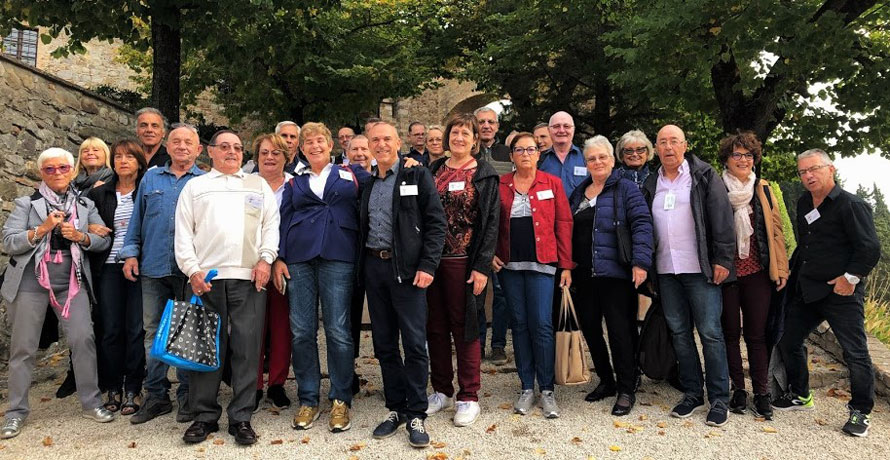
[
  {"left": 537, "top": 189, "right": 555, "bottom": 200},
  {"left": 400, "top": 184, "right": 419, "bottom": 196},
  {"left": 339, "top": 169, "right": 354, "bottom": 181},
  {"left": 574, "top": 166, "right": 587, "bottom": 176}
]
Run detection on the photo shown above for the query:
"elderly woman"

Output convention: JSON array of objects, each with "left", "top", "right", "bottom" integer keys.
[
  {"left": 86, "top": 140, "right": 148, "bottom": 416},
  {"left": 492, "top": 132, "right": 573, "bottom": 418},
  {"left": 426, "top": 125, "right": 447, "bottom": 163},
  {"left": 569, "top": 135, "right": 653, "bottom": 416},
  {"left": 717, "top": 132, "right": 788, "bottom": 419},
  {"left": 73, "top": 137, "right": 114, "bottom": 192},
  {"left": 272, "top": 122, "right": 371, "bottom": 433},
  {"left": 424, "top": 114, "right": 499, "bottom": 427},
  {"left": 615, "top": 130, "right": 654, "bottom": 189},
  {"left": 1, "top": 148, "right": 114, "bottom": 439},
  {"left": 251, "top": 134, "right": 295, "bottom": 412}
]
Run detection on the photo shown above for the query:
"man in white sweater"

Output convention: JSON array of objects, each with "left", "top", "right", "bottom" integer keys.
[{"left": 174, "top": 130, "right": 280, "bottom": 446}]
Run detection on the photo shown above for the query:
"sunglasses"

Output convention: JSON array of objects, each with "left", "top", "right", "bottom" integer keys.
[{"left": 42, "top": 164, "right": 72, "bottom": 175}]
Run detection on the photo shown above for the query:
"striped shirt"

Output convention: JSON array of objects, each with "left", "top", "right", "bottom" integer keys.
[{"left": 106, "top": 190, "right": 134, "bottom": 264}]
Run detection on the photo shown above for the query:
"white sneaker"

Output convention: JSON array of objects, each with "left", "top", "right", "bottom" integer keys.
[
  {"left": 540, "top": 390, "right": 560, "bottom": 418},
  {"left": 514, "top": 389, "right": 535, "bottom": 415},
  {"left": 453, "top": 401, "right": 480, "bottom": 427},
  {"left": 425, "top": 392, "right": 453, "bottom": 415}
]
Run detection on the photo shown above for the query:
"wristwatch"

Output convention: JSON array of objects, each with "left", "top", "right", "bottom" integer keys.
[{"left": 843, "top": 273, "right": 860, "bottom": 285}]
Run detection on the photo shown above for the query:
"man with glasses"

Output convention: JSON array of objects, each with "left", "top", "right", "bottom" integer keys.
[
  {"left": 641, "top": 124, "right": 735, "bottom": 427},
  {"left": 775, "top": 149, "right": 880, "bottom": 437},
  {"left": 120, "top": 123, "right": 206, "bottom": 425},
  {"left": 405, "top": 122, "right": 430, "bottom": 166},
  {"left": 473, "top": 107, "right": 512, "bottom": 174},
  {"left": 335, "top": 127, "right": 356, "bottom": 165},
  {"left": 539, "top": 111, "right": 587, "bottom": 199}
]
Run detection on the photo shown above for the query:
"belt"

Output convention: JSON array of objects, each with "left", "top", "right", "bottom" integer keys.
[{"left": 366, "top": 248, "right": 393, "bottom": 260}]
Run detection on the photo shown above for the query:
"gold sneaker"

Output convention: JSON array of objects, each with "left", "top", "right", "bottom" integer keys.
[
  {"left": 329, "top": 400, "right": 351, "bottom": 433},
  {"left": 291, "top": 405, "right": 320, "bottom": 430}
]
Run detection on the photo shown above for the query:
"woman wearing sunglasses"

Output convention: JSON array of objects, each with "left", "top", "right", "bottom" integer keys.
[{"left": 615, "top": 130, "right": 655, "bottom": 189}]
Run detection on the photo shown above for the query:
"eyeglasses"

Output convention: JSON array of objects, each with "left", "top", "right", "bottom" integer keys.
[
  {"left": 549, "top": 123, "right": 574, "bottom": 130},
  {"left": 797, "top": 164, "right": 830, "bottom": 176},
  {"left": 730, "top": 152, "right": 755, "bottom": 160},
  {"left": 585, "top": 154, "right": 613, "bottom": 164},
  {"left": 656, "top": 139, "right": 685, "bottom": 147},
  {"left": 622, "top": 147, "right": 648, "bottom": 157},
  {"left": 210, "top": 143, "right": 244, "bottom": 153},
  {"left": 512, "top": 146, "right": 539, "bottom": 156},
  {"left": 42, "top": 164, "right": 72, "bottom": 175}
]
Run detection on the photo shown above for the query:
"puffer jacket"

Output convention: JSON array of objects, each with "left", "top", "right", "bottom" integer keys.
[{"left": 569, "top": 170, "right": 654, "bottom": 280}]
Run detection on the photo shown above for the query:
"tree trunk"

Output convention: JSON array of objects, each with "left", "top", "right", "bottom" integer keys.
[{"left": 150, "top": 7, "right": 182, "bottom": 123}]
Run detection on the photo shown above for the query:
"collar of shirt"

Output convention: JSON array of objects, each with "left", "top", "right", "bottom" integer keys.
[
  {"left": 294, "top": 162, "right": 333, "bottom": 177},
  {"left": 160, "top": 163, "right": 203, "bottom": 177},
  {"left": 542, "top": 144, "right": 582, "bottom": 159},
  {"left": 205, "top": 168, "right": 248, "bottom": 179},
  {"left": 658, "top": 159, "right": 690, "bottom": 179},
  {"left": 375, "top": 161, "right": 400, "bottom": 180}
]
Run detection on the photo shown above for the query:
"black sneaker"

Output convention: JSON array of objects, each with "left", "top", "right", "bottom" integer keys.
[
  {"left": 254, "top": 389, "right": 263, "bottom": 413},
  {"left": 406, "top": 417, "right": 429, "bottom": 448},
  {"left": 842, "top": 407, "right": 870, "bottom": 437},
  {"left": 670, "top": 396, "right": 704, "bottom": 418},
  {"left": 267, "top": 385, "right": 291, "bottom": 410},
  {"left": 729, "top": 389, "right": 748, "bottom": 414},
  {"left": 752, "top": 393, "right": 773, "bottom": 419},
  {"left": 706, "top": 401, "right": 729, "bottom": 427},
  {"left": 771, "top": 390, "right": 814, "bottom": 411},
  {"left": 372, "top": 411, "right": 406, "bottom": 439},
  {"left": 130, "top": 396, "right": 173, "bottom": 424},
  {"left": 584, "top": 381, "right": 617, "bottom": 402}
]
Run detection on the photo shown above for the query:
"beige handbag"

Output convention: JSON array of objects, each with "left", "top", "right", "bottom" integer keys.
[{"left": 555, "top": 286, "right": 591, "bottom": 386}]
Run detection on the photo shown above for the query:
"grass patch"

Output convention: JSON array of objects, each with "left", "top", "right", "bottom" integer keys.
[{"left": 865, "top": 276, "right": 890, "bottom": 345}]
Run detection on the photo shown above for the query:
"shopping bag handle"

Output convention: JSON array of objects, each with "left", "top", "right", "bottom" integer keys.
[{"left": 190, "top": 269, "right": 218, "bottom": 306}]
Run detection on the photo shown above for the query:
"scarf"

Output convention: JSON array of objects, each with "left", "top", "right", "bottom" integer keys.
[
  {"left": 72, "top": 166, "right": 113, "bottom": 192},
  {"left": 722, "top": 170, "right": 756, "bottom": 259},
  {"left": 34, "top": 182, "right": 83, "bottom": 319}
]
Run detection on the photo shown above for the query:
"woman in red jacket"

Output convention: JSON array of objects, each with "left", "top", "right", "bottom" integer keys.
[{"left": 492, "top": 132, "right": 573, "bottom": 418}]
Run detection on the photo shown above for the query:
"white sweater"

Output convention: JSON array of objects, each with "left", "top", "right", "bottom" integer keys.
[{"left": 175, "top": 169, "right": 280, "bottom": 280}]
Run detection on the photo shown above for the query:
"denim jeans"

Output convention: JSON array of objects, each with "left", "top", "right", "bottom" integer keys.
[
  {"left": 478, "top": 272, "right": 508, "bottom": 350},
  {"left": 779, "top": 290, "right": 875, "bottom": 413},
  {"left": 658, "top": 273, "right": 729, "bottom": 405},
  {"left": 141, "top": 275, "right": 190, "bottom": 402},
  {"left": 288, "top": 258, "right": 355, "bottom": 406},
  {"left": 499, "top": 269, "right": 555, "bottom": 391}
]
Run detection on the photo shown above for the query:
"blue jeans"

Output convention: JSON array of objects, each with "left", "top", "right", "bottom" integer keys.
[
  {"left": 658, "top": 273, "right": 729, "bottom": 405},
  {"left": 288, "top": 258, "right": 355, "bottom": 406},
  {"left": 499, "top": 269, "right": 555, "bottom": 391},
  {"left": 141, "top": 275, "right": 189, "bottom": 402},
  {"left": 478, "top": 272, "right": 508, "bottom": 350}
]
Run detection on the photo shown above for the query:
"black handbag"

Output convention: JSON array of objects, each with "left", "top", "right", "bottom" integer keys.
[{"left": 612, "top": 185, "right": 632, "bottom": 267}]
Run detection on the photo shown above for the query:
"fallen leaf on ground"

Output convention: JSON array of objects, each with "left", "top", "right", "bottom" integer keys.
[
  {"left": 196, "top": 448, "right": 205, "bottom": 453},
  {"left": 42, "top": 436, "right": 53, "bottom": 447},
  {"left": 213, "top": 439, "right": 225, "bottom": 445},
  {"left": 301, "top": 436, "right": 310, "bottom": 444},
  {"left": 658, "top": 430, "right": 666, "bottom": 436},
  {"left": 431, "top": 441, "right": 446, "bottom": 448},
  {"left": 483, "top": 392, "right": 492, "bottom": 397},
  {"left": 348, "top": 456, "right": 359, "bottom": 460},
  {"left": 609, "top": 445, "right": 622, "bottom": 452},
  {"left": 534, "top": 447, "right": 546, "bottom": 455},
  {"left": 40, "top": 397, "right": 51, "bottom": 402},
  {"left": 827, "top": 388, "right": 850, "bottom": 399},
  {"left": 349, "top": 442, "right": 367, "bottom": 451},
  {"left": 754, "top": 417, "right": 766, "bottom": 422},
  {"left": 682, "top": 421, "right": 694, "bottom": 428},
  {"left": 638, "top": 414, "right": 648, "bottom": 421},
  {"left": 270, "top": 439, "right": 283, "bottom": 445},
  {"left": 486, "top": 369, "right": 497, "bottom": 375},
  {"left": 706, "top": 431, "right": 722, "bottom": 437},
  {"left": 571, "top": 436, "right": 583, "bottom": 444},
  {"left": 656, "top": 422, "right": 667, "bottom": 428},
  {"left": 127, "top": 442, "right": 137, "bottom": 448},
  {"left": 498, "top": 403, "right": 512, "bottom": 410},
  {"left": 613, "top": 420, "right": 629, "bottom": 428},
  {"left": 428, "top": 453, "right": 448, "bottom": 460},
  {"left": 626, "top": 425, "right": 644, "bottom": 433},
  {"left": 762, "top": 426, "right": 778, "bottom": 433},
  {"left": 815, "top": 418, "right": 829, "bottom": 426},
  {"left": 639, "top": 401, "right": 653, "bottom": 406},
  {"left": 486, "top": 424, "right": 497, "bottom": 433}
]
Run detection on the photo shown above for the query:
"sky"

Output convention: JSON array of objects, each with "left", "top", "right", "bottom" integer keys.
[{"left": 836, "top": 153, "right": 890, "bottom": 206}]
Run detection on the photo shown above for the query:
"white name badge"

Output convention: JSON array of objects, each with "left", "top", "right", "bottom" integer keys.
[
  {"left": 574, "top": 166, "right": 587, "bottom": 176},
  {"left": 400, "top": 184, "right": 419, "bottom": 196},
  {"left": 245, "top": 194, "right": 263, "bottom": 209},
  {"left": 448, "top": 181, "right": 466, "bottom": 192},
  {"left": 804, "top": 208, "right": 821, "bottom": 225},
  {"left": 663, "top": 192, "right": 676, "bottom": 210},
  {"left": 537, "top": 189, "right": 555, "bottom": 200},
  {"left": 338, "top": 169, "right": 354, "bottom": 181}
]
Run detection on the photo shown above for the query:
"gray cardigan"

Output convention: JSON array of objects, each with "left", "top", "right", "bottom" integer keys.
[{"left": 1, "top": 191, "right": 111, "bottom": 304}]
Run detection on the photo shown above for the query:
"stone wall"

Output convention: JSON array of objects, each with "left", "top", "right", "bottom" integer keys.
[
  {"left": 35, "top": 29, "right": 140, "bottom": 92},
  {"left": 0, "top": 54, "right": 135, "bottom": 367}
]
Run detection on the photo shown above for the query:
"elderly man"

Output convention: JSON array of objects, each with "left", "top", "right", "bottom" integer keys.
[
  {"left": 276, "top": 121, "right": 302, "bottom": 171},
  {"left": 405, "top": 122, "right": 430, "bottom": 166},
  {"left": 642, "top": 124, "right": 735, "bottom": 427},
  {"left": 775, "top": 149, "right": 880, "bottom": 437},
  {"left": 175, "top": 130, "right": 279, "bottom": 445},
  {"left": 533, "top": 123, "right": 552, "bottom": 152},
  {"left": 136, "top": 107, "right": 170, "bottom": 169},
  {"left": 539, "top": 111, "right": 587, "bottom": 198},
  {"left": 120, "top": 123, "right": 206, "bottom": 424},
  {"left": 346, "top": 135, "right": 374, "bottom": 173},
  {"left": 335, "top": 127, "right": 356, "bottom": 164},
  {"left": 473, "top": 108, "right": 511, "bottom": 172},
  {"left": 361, "top": 121, "right": 446, "bottom": 448}
]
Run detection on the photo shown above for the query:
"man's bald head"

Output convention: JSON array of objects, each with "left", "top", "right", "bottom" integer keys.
[{"left": 548, "top": 111, "right": 575, "bottom": 150}]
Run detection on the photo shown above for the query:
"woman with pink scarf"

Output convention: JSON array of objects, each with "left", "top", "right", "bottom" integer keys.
[{"left": 1, "top": 148, "right": 115, "bottom": 440}]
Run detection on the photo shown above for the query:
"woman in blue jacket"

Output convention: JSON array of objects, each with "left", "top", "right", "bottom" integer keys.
[
  {"left": 271, "top": 122, "right": 370, "bottom": 433},
  {"left": 569, "top": 136, "right": 654, "bottom": 416}
]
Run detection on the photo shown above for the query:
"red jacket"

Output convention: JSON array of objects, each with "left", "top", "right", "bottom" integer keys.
[{"left": 496, "top": 171, "right": 574, "bottom": 270}]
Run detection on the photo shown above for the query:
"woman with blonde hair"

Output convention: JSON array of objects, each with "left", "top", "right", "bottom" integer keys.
[{"left": 73, "top": 137, "right": 113, "bottom": 192}]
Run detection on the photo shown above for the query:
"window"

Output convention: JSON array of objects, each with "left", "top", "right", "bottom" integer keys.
[{"left": 2, "top": 28, "right": 38, "bottom": 66}]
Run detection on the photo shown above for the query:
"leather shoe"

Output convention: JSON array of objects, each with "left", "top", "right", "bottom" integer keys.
[
  {"left": 611, "top": 393, "right": 636, "bottom": 416},
  {"left": 229, "top": 421, "right": 258, "bottom": 445},
  {"left": 183, "top": 421, "right": 219, "bottom": 444},
  {"left": 584, "top": 382, "right": 617, "bottom": 402}
]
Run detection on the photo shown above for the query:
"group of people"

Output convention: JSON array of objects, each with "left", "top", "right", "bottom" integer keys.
[{"left": 0, "top": 105, "right": 882, "bottom": 448}]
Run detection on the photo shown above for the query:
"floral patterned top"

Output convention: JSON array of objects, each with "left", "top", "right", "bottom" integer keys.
[{"left": 434, "top": 163, "right": 478, "bottom": 257}]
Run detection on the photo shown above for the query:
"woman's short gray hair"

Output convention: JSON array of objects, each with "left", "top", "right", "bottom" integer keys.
[
  {"left": 615, "top": 129, "right": 654, "bottom": 163},
  {"left": 37, "top": 148, "right": 75, "bottom": 169},
  {"left": 798, "top": 148, "right": 833, "bottom": 166},
  {"left": 583, "top": 135, "right": 614, "bottom": 157}
]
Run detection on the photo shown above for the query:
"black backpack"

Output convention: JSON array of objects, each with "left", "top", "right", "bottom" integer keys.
[{"left": 637, "top": 298, "right": 678, "bottom": 381}]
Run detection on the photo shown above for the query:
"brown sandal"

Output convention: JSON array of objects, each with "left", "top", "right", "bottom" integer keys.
[
  {"left": 103, "top": 390, "right": 122, "bottom": 412},
  {"left": 121, "top": 391, "right": 141, "bottom": 416}
]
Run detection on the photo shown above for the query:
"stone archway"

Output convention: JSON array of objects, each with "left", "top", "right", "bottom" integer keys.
[{"left": 443, "top": 93, "right": 499, "bottom": 121}]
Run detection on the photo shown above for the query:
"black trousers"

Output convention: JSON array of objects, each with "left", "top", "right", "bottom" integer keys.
[
  {"left": 779, "top": 290, "right": 875, "bottom": 413},
  {"left": 188, "top": 279, "right": 265, "bottom": 424},
  {"left": 95, "top": 263, "right": 145, "bottom": 393},
  {"left": 364, "top": 255, "right": 429, "bottom": 419},
  {"left": 572, "top": 273, "right": 638, "bottom": 394}
]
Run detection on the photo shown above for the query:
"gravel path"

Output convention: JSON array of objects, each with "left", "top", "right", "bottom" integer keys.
[{"left": 1, "top": 332, "right": 887, "bottom": 460}]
